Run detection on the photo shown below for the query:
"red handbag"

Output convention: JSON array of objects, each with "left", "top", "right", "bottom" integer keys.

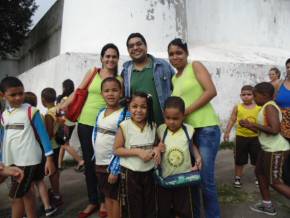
[{"left": 66, "top": 67, "right": 98, "bottom": 122}]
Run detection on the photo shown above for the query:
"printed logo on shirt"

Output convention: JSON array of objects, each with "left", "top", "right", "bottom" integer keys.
[{"left": 167, "top": 147, "right": 184, "bottom": 167}]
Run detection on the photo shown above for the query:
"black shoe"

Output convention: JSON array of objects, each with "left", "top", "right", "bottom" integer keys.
[{"left": 45, "top": 206, "right": 57, "bottom": 216}]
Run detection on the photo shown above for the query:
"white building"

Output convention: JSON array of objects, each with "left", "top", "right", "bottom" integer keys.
[{"left": 1, "top": 0, "right": 290, "bottom": 128}]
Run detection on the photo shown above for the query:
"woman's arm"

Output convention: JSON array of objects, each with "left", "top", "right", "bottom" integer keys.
[{"left": 185, "top": 61, "right": 217, "bottom": 115}]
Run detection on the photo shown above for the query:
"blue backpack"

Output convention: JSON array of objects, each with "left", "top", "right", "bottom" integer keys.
[{"left": 154, "top": 124, "right": 201, "bottom": 188}]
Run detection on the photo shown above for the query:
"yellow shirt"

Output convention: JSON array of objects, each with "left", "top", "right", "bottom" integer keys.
[
  {"left": 236, "top": 104, "right": 261, "bottom": 137},
  {"left": 157, "top": 123, "right": 194, "bottom": 178}
]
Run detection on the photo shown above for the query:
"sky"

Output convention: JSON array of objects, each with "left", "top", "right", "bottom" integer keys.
[{"left": 31, "top": 0, "right": 57, "bottom": 27}]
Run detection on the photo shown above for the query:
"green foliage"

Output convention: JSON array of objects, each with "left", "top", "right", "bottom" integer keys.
[
  {"left": 218, "top": 184, "right": 255, "bottom": 203},
  {"left": 0, "top": 0, "right": 37, "bottom": 58}
]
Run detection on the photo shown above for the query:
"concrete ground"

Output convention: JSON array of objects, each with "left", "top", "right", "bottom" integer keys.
[{"left": 1, "top": 149, "right": 289, "bottom": 218}]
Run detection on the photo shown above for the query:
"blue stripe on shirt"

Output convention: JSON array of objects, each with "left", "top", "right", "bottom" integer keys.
[{"left": 32, "top": 112, "right": 53, "bottom": 156}]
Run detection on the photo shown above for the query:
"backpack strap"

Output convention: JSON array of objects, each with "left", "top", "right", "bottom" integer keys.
[
  {"left": 181, "top": 124, "right": 195, "bottom": 163},
  {"left": 92, "top": 107, "right": 106, "bottom": 146},
  {"left": 117, "top": 107, "right": 129, "bottom": 127},
  {"left": 27, "top": 106, "right": 42, "bottom": 146}
]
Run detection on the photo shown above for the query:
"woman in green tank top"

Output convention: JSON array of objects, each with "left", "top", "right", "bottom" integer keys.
[
  {"left": 60, "top": 43, "right": 121, "bottom": 218},
  {"left": 168, "top": 38, "right": 221, "bottom": 218}
]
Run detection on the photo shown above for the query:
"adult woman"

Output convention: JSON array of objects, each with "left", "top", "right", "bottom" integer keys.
[
  {"left": 168, "top": 38, "right": 220, "bottom": 218},
  {"left": 60, "top": 43, "right": 120, "bottom": 218},
  {"left": 57, "top": 79, "right": 85, "bottom": 171},
  {"left": 275, "top": 58, "right": 290, "bottom": 142},
  {"left": 268, "top": 67, "right": 281, "bottom": 92}
]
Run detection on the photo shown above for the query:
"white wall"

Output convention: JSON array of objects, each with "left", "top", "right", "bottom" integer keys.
[
  {"left": 187, "top": 0, "right": 290, "bottom": 50},
  {"left": 60, "top": 0, "right": 186, "bottom": 55}
]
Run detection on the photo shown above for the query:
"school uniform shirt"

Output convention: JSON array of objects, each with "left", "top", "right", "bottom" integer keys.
[
  {"left": 257, "top": 101, "right": 290, "bottom": 152},
  {"left": 1, "top": 104, "right": 53, "bottom": 166},
  {"left": 120, "top": 119, "right": 156, "bottom": 172},
  {"left": 46, "top": 106, "right": 60, "bottom": 149},
  {"left": 157, "top": 123, "right": 194, "bottom": 178},
  {"left": 93, "top": 108, "right": 123, "bottom": 166}
]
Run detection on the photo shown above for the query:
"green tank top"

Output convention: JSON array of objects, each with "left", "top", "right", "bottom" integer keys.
[
  {"left": 172, "top": 64, "right": 219, "bottom": 128},
  {"left": 78, "top": 73, "right": 106, "bottom": 126}
]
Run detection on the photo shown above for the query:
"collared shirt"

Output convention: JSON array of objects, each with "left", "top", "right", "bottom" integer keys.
[{"left": 130, "top": 57, "right": 164, "bottom": 125}]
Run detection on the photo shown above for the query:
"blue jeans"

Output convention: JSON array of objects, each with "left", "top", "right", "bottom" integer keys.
[{"left": 193, "top": 126, "right": 221, "bottom": 218}]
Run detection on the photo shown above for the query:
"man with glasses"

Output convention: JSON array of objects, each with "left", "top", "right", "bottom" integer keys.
[{"left": 122, "top": 33, "right": 174, "bottom": 125}]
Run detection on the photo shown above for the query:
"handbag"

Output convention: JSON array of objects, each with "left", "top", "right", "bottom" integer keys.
[
  {"left": 154, "top": 125, "right": 201, "bottom": 188},
  {"left": 66, "top": 67, "right": 98, "bottom": 122}
]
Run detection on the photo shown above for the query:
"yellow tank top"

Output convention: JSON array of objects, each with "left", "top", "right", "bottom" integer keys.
[{"left": 236, "top": 104, "right": 261, "bottom": 137}]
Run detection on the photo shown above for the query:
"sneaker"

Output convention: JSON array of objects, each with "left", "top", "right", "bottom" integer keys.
[
  {"left": 233, "top": 177, "right": 242, "bottom": 188},
  {"left": 45, "top": 206, "right": 57, "bottom": 216},
  {"left": 250, "top": 202, "right": 277, "bottom": 216},
  {"left": 255, "top": 180, "right": 259, "bottom": 186}
]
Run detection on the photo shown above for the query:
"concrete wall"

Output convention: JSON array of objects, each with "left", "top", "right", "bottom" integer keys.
[
  {"left": 187, "top": 0, "right": 290, "bottom": 50},
  {"left": 60, "top": 0, "right": 186, "bottom": 55},
  {"left": 17, "top": 0, "right": 64, "bottom": 73},
  {"left": 0, "top": 59, "right": 19, "bottom": 80}
]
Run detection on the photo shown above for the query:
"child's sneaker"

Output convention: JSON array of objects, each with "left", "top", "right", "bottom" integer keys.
[
  {"left": 250, "top": 202, "right": 277, "bottom": 216},
  {"left": 45, "top": 206, "right": 57, "bottom": 217},
  {"left": 255, "top": 180, "right": 259, "bottom": 186},
  {"left": 233, "top": 177, "right": 242, "bottom": 188}
]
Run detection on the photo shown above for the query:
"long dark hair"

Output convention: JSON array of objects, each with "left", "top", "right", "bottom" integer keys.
[
  {"left": 129, "top": 91, "right": 154, "bottom": 129},
  {"left": 100, "top": 43, "right": 120, "bottom": 76},
  {"left": 57, "top": 79, "right": 74, "bottom": 103}
]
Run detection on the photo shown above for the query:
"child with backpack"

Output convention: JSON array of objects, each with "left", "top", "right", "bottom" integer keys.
[
  {"left": 0, "top": 77, "right": 55, "bottom": 218},
  {"left": 156, "top": 96, "right": 202, "bottom": 218},
  {"left": 240, "top": 82, "right": 290, "bottom": 216},
  {"left": 92, "top": 77, "right": 129, "bottom": 218},
  {"left": 41, "top": 88, "right": 63, "bottom": 207}
]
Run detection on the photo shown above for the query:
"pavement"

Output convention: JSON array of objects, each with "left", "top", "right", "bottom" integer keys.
[{"left": 1, "top": 149, "right": 290, "bottom": 218}]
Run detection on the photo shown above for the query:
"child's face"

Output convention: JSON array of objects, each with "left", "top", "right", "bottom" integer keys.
[
  {"left": 240, "top": 90, "right": 254, "bottom": 104},
  {"left": 101, "top": 81, "right": 121, "bottom": 107},
  {"left": 164, "top": 107, "right": 184, "bottom": 133},
  {"left": 4, "top": 86, "right": 25, "bottom": 108},
  {"left": 129, "top": 96, "right": 148, "bottom": 124},
  {"left": 253, "top": 91, "right": 270, "bottom": 106}
]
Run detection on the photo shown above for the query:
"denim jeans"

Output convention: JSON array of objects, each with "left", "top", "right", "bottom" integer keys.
[{"left": 193, "top": 125, "right": 221, "bottom": 218}]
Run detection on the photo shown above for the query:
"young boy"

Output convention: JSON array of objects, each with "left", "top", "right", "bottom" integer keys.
[
  {"left": 224, "top": 85, "right": 261, "bottom": 188},
  {"left": 240, "top": 82, "right": 290, "bottom": 216},
  {"left": 156, "top": 96, "right": 202, "bottom": 218},
  {"left": 0, "top": 77, "right": 55, "bottom": 218},
  {"left": 41, "top": 88, "right": 62, "bottom": 206}
]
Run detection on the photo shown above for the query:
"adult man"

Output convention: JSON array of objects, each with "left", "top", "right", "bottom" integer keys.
[{"left": 122, "top": 33, "right": 175, "bottom": 125}]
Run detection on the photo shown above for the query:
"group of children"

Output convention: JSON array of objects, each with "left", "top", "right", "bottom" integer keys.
[
  {"left": 0, "top": 74, "right": 290, "bottom": 218},
  {"left": 224, "top": 82, "right": 290, "bottom": 216}
]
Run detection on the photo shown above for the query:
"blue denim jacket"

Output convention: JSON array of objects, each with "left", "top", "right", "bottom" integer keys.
[{"left": 121, "top": 54, "right": 175, "bottom": 110}]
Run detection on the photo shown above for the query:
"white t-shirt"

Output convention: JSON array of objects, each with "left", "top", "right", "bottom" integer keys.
[
  {"left": 120, "top": 119, "right": 156, "bottom": 172},
  {"left": 93, "top": 108, "right": 123, "bottom": 166},
  {"left": 1, "top": 104, "right": 42, "bottom": 166}
]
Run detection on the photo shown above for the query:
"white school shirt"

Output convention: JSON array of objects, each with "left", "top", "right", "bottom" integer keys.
[
  {"left": 93, "top": 108, "right": 123, "bottom": 165},
  {"left": 120, "top": 119, "right": 156, "bottom": 172},
  {"left": 1, "top": 104, "right": 42, "bottom": 166}
]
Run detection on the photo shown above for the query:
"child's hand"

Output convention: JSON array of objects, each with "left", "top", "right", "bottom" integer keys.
[
  {"left": 7, "top": 167, "right": 24, "bottom": 183},
  {"left": 152, "top": 147, "right": 161, "bottom": 165},
  {"left": 157, "top": 141, "right": 166, "bottom": 153},
  {"left": 239, "top": 119, "right": 256, "bottom": 131},
  {"left": 223, "top": 132, "right": 230, "bottom": 142},
  {"left": 138, "top": 149, "right": 154, "bottom": 162},
  {"left": 108, "top": 173, "right": 118, "bottom": 184},
  {"left": 45, "top": 156, "right": 56, "bottom": 176}
]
